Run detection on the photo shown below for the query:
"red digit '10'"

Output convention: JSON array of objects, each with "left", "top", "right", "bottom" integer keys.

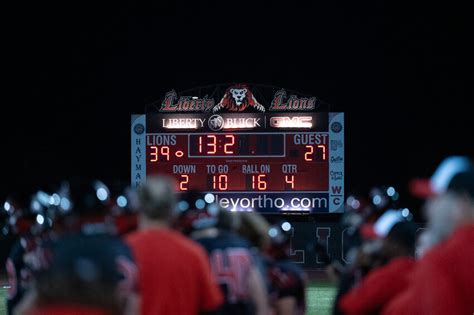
[{"left": 212, "top": 175, "right": 228, "bottom": 190}]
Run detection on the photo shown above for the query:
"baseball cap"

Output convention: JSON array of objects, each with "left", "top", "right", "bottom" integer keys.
[
  {"left": 447, "top": 169, "right": 474, "bottom": 200},
  {"left": 360, "top": 209, "right": 406, "bottom": 240},
  {"left": 409, "top": 156, "right": 473, "bottom": 198}
]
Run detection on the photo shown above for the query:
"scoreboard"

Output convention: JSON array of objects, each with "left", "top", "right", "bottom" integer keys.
[{"left": 131, "top": 84, "right": 344, "bottom": 213}]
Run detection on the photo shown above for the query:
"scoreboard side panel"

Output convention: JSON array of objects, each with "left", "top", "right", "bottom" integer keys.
[
  {"left": 131, "top": 114, "right": 147, "bottom": 188},
  {"left": 329, "top": 112, "right": 344, "bottom": 212}
]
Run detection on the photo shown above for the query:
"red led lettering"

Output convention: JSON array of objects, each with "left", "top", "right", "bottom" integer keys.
[
  {"left": 285, "top": 175, "right": 295, "bottom": 189},
  {"left": 179, "top": 175, "right": 189, "bottom": 191},
  {"left": 305, "top": 145, "right": 314, "bottom": 161},
  {"left": 252, "top": 174, "right": 267, "bottom": 191},
  {"left": 224, "top": 135, "right": 235, "bottom": 154},
  {"left": 161, "top": 146, "right": 170, "bottom": 161},
  {"left": 150, "top": 146, "right": 158, "bottom": 162},
  {"left": 213, "top": 175, "right": 228, "bottom": 190},
  {"left": 208, "top": 135, "right": 217, "bottom": 154},
  {"left": 318, "top": 145, "right": 326, "bottom": 160}
]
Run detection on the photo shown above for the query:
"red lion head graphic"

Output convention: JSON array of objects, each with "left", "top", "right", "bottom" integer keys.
[{"left": 212, "top": 84, "right": 265, "bottom": 113}]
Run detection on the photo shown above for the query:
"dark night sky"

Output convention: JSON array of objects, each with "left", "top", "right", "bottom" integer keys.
[{"left": 3, "top": 2, "right": 473, "bottom": 211}]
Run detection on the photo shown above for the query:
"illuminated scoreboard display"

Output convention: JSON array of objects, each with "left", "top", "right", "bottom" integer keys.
[{"left": 131, "top": 84, "right": 344, "bottom": 213}]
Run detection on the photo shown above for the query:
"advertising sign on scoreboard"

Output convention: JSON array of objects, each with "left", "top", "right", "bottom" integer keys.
[{"left": 131, "top": 84, "right": 344, "bottom": 214}]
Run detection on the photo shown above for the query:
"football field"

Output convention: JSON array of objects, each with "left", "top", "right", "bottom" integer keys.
[
  {"left": 1, "top": 288, "right": 5, "bottom": 315},
  {"left": 307, "top": 281, "right": 337, "bottom": 315},
  {"left": 0, "top": 282, "right": 337, "bottom": 315}
]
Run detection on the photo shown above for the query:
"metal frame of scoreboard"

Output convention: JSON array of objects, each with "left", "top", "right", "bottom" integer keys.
[{"left": 131, "top": 84, "right": 344, "bottom": 214}]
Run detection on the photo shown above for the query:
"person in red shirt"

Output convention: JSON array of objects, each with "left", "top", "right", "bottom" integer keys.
[
  {"left": 126, "top": 176, "right": 223, "bottom": 315},
  {"left": 384, "top": 158, "right": 474, "bottom": 314},
  {"left": 339, "top": 220, "right": 417, "bottom": 315}
]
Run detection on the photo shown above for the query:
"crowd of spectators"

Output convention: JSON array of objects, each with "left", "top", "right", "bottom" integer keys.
[{"left": 1, "top": 155, "right": 473, "bottom": 314}]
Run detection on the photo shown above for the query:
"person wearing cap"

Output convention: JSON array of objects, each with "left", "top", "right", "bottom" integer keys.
[
  {"left": 11, "top": 179, "right": 139, "bottom": 315},
  {"left": 383, "top": 156, "right": 474, "bottom": 314},
  {"left": 338, "top": 216, "right": 417, "bottom": 315},
  {"left": 13, "top": 233, "right": 138, "bottom": 315},
  {"left": 264, "top": 221, "right": 307, "bottom": 315},
  {"left": 177, "top": 191, "right": 269, "bottom": 315},
  {"left": 125, "top": 176, "right": 223, "bottom": 315},
  {"left": 4, "top": 190, "right": 55, "bottom": 315},
  {"left": 331, "top": 189, "right": 400, "bottom": 315}
]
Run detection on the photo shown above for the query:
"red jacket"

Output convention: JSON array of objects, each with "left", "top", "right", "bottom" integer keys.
[
  {"left": 126, "top": 228, "right": 223, "bottom": 315},
  {"left": 339, "top": 257, "right": 415, "bottom": 315},
  {"left": 383, "top": 223, "right": 474, "bottom": 315}
]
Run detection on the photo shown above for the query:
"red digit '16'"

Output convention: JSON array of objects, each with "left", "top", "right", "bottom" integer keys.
[{"left": 252, "top": 174, "right": 267, "bottom": 191}]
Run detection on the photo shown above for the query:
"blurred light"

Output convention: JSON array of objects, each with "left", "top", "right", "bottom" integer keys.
[
  {"left": 195, "top": 199, "right": 206, "bottom": 210},
  {"left": 207, "top": 204, "right": 219, "bottom": 216},
  {"left": 2, "top": 227, "right": 8, "bottom": 236},
  {"left": 178, "top": 201, "right": 189, "bottom": 211},
  {"left": 192, "top": 96, "right": 199, "bottom": 99},
  {"left": 36, "top": 191, "right": 51, "bottom": 205},
  {"left": 402, "top": 208, "right": 410, "bottom": 217},
  {"left": 372, "top": 195, "right": 382, "bottom": 205},
  {"left": 204, "top": 193, "right": 215, "bottom": 203},
  {"left": 49, "top": 196, "right": 55, "bottom": 205},
  {"left": 4, "top": 202, "right": 11, "bottom": 212},
  {"left": 31, "top": 200, "right": 41, "bottom": 212},
  {"left": 392, "top": 192, "right": 399, "bottom": 201},
  {"left": 96, "top": 188, "right": 108, "bottom": 201},
  {"left": 268, "top": 227, "right": 278, "bottom": 238},
  {"left": 52, "top": 194, "right": 61, "bottom": 206},
  {"left": 117, "top": 196, "right": 128, "bottom": 208},
  {"left": 36, "top": 214, "right": 44, "bottom": 225},
  {"left": 60, "top": 198, "right": 71, "bottom": 211},
  {"left": 387, "top": 187, "right": 396, "bottom": 197},
  {"left": 281, "top": 222, "right": 292, "bottom": 231},
  {"left": 346, "top": 196, "right": 355, "bottom": 206},
  {"left": 351, "top": 199, "right": 361, "bottom": 209}
]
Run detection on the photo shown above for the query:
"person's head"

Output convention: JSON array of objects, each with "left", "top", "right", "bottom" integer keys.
[
  {"left": 424, "top": 170, "right": 474, "bottom": 242},
  {"left": 410, "top": 156, "right": 474, "bottom": 244},
  {"left": 217, "top": 207, "right": 239, "bottom": 232},
  {"left": 237, "top": 211, "right": 270, "bottom": 250},
  {"left": 33, "top": 234, "right": 135, "bottom": 314},
  {"left": 410, "top": 156, "right": 472, "bottom": 199},
  {"left": 266, "top": 221, "right": 293, "bottom": 259},
  {"left": 136, "top": 176, "right": 177, "bottom": 224},
  {"left": 382, "top": 221, "right": 417, "bottom": 259},
  {"left": 173, "top": 191, "right": 220, "bottom": 237}
]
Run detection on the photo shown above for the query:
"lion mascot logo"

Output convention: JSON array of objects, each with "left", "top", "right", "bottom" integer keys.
[{"left": 212, "top": 84, "right": 265, "bottom": 113}]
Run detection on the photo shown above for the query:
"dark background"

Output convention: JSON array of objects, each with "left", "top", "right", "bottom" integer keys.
[{"left": 3, "top": 2, "right": 472, "bottom": 214}]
